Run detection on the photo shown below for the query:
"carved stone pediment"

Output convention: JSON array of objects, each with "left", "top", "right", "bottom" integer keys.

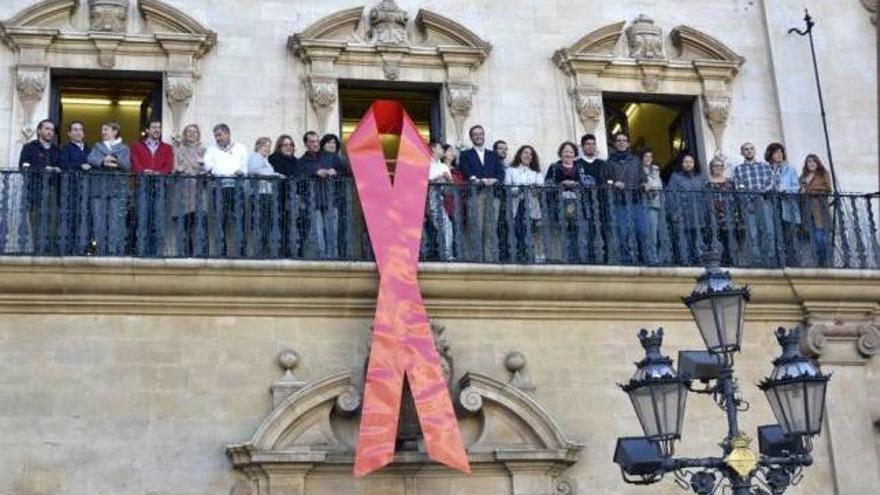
[
  {"left": 0, "top": 0, "right": 216, "bottom": 140},
  {"left": 228, "top": 347, "right": 581, "bottom": 495},
  {"left": 553, "top": 15, "right": 745, "bottom": 152},
  {"left": 289, "top": 2, "right": 491, "bottom": 142}
]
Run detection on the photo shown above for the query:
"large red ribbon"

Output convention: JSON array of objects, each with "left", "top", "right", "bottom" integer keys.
[{"left": 347, "top": 101, "right": 470, "bottom": 476}]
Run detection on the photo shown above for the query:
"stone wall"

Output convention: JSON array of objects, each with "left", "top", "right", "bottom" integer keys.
[
  {"left": 0, "top": 0, "right": 876, "bottom": 191},
  {"left": 0, "top": 258, "right": 877, "bottom": 494}
]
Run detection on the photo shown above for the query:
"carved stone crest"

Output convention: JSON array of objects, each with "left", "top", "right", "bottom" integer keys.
[
  {"left": 703, "top": 90, "right": 732, "bottom": 150},
  {"left": 626, "top": 14, "right": 664, "bottom": 59},
  {"left": 446, "top": 83, "right": 475, "bottom": 145},
  {"left": 307, "top": 77, "right": 338, "bottom": 134},
  {"left": 88, "top": 0, "right": 130, "bottom": 33},
  {"left": 16, "top": 72, "right": 47, "bottom": 140},
  {"left": 368, "top": 0, "right": 409, "bottom": 45},
  {"left": 570, "top": 87, "right": 603, "bottom": 133}
]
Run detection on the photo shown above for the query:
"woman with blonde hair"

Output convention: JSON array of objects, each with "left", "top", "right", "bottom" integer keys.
[
  {"left": 248, "top": 136, "right": 282, "bottom": 257},
  {"left": 172, "top": 124, "right": 206, "bottom": 256}
]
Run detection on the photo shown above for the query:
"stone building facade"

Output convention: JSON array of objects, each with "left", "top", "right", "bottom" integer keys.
[{"left": 0, "top": 2, "right": 879, "bottom": 495}]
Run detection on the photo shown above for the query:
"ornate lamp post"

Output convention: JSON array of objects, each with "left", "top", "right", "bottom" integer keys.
[{"left": 614, "top": 262, "right": 830, "bottom": 495}]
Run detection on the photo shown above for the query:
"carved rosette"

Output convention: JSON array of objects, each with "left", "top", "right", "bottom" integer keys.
[
  {"left": 368, "top": 0, "right": 410, "bottom": 45},
  {"left": 626, "top": 14, "right": 664, "bottom": 59},
  {"left": 446, "top": 83, "right": 475, "bottom": 145},
  {"left": 703, "top": 91, "right": 732, "bottom": 151},
  {"left": 165, "top": 77, "right": 194, "bottom": 139},
  {"left": 16, "top": 72, "right": 47, "bottom": 140},
  {"left": 570, "top": 87, "right": 603, "bottom": 133},
  {"left": 307, "top": 77, "right": 338, "bottom": 134},
  {"left": 88, "top": 0, "right": 130, "bottom": 33}
]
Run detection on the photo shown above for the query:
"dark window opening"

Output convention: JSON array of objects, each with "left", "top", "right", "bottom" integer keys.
[
  {"left": 49, "top": 69, "right": 163, "bottom": 145},
  {"left": 604, "top": 95, "right": 698, "bottom": 181}
]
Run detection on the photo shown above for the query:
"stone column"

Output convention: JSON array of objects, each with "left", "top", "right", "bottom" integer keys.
[{"left": 801, "top": 312, "right": 880, "bottom": 495}]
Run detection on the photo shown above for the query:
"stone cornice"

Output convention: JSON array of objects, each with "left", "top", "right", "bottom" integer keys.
[{"left": 0, "top": 257, "right": 873, "bottom": 321}]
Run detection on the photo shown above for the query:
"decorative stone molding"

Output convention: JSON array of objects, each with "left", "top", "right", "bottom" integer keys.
[
  {"left": 227, "top": 337, "right": 581, "bottom": 494},
  {"left": 505, "top": 351, "right": 536, "bottom": 395},
  {"left": 553, "top": 16, "right": 744, "bottom": 151},
  {"left": 165, "top": 75, "right": 194, "bottom": 139},
  {"left": 88, "top": 0, "right": 130, "bottom": 33},
  {"left": 0, "top": 0, "right": 217, "bottom": 145},
  {"left": 802, "top": 321, "right": 880, "bottom": 365},
  {"left": 289, "top": 2, "right": 491, "bottom": 142},
  {"left": 570, "top": 86, "right": 603, "bottom": 134},
  {"left": 368, "top": 0, "right": 409, "bottom": 45},
  {"left": 306, "top": 77, "right": 338, "bottom": 135},
  {"left": 15, "top": 71, "right": 46, "bottom": 140},
  {"left": 626, "top": 14, "right": 663, "bottom": 59},
  {"left": 861, "top": 0, "right": 877, "bottom": 24},
  {"left": 446, "top": 82, "right": 476, "bottom": 146}
]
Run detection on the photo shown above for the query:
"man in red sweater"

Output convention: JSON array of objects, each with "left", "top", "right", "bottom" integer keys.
[
  {"left": 131, "top": 119, "right": 174, "bottom": 255},
  {"left": 131, "top": 119, "right": 174, "bottom": 174}
]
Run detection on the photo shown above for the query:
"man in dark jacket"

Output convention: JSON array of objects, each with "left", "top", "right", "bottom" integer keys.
[
  {"left": 299, "top": 131, "right": 346, "bottom": 258},
  {"left": 606, "top": 132, "right": 648, "bottom": 264},
  {"left": 58, "top": 121, "right": 90, "bottom": 254},
  {"left": 575, "top": 133, "right": 611, "bottom": 185},
  {"left": 458, "top": 125, "right": 505, "bottom": 262},
  {"left": 18, "top": 119, "right": 61, "bottom": 254}
]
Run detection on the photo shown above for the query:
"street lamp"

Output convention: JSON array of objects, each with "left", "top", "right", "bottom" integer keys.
[
  {"left": 682, "top": 264, "right": 750, "bottom": 366},
  {"left": 614, "top": 265, "right": 829, "bottom": 495},
  {"left": 619, "top": 329, "right": 690, "bottom": 457}
]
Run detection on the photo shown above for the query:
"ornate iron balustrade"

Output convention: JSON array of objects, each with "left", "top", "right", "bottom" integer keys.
[{"left": 0, "top": 170, "right": 877, "bottom": 268}]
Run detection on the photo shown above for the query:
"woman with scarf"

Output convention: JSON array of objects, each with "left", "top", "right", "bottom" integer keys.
[
  {"left": 173, "top": 124, "right": 206, "bottom": 256},
  {"left": 667, "top": 151, "right": 706, "bottom": 265},
  {"left": 86, "top": 121, "right": 131, "bottom": 256}
]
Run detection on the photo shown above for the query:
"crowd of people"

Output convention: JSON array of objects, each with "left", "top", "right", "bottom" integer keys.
[{"left": 13, "top": 117, "right": 836, "bottom": 265}]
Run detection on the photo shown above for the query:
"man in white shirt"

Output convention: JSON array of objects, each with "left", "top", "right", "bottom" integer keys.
[
  {"left": 427, "top": 142, "right": 453, "bottom": 260},
  {"left": 204, "top": 123, "right": 248, "bottom": 256}
]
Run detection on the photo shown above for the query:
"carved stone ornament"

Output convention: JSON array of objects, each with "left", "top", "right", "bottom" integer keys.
[
  {"left": 703, "top": 90, "right": 732, "bottom": 151},
  {"left": 802, "top": 322, "right": 880, "bottom": 363},
  {"left": 164, "top": 77, "right": 195, "bottom": 139},
  {"left": 861, "top": 0, "right": 877, "bottom": 24},
  {"left": 307, "top": 77, "right": 338, "bottom": 134},
  {"left": 368, "top": 0, "right": 409, "bottom": 45},
  {"left": 446, "top": 83, "right": 475, "bottom": 145},
  {"left": 571, "top": 87, "right": 603, "bottom": 133},
  {"left": 227, "top": 339, "right": 582, "bottom": 495},
  {"left": 16, "top": 72, "right": 47, "bottom": 140},
  {"left": 88, "top": 0, "right": 130, "bottom": 33},
  {"left": 626, "top": 14, "right": 664, "bottom": 59}
]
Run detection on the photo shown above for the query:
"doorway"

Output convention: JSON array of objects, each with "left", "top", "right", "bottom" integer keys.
[
  {"left": 603, "top": 95, "right": 698, "bottom": 180},
  {"left": 50, "top": 69, "right": 163, "bottom": 145},
  {"left": 338, "top": 81, "right": 443, "bottom": 174}
]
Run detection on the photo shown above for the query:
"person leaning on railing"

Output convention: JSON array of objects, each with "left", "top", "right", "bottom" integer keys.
[
  {"left": 268, "top": 134, "right": 299, "bottom": 258},
  {"left": 131, "top": 119, "right": 174, "bottom": 256},
  {"left": 58, "top": 121, "right": 90, "bottom": 254},
  {"left": 86, "top": 121, "right": 131, "bottom": 256},
  {"left": 505, "top": 144, "right": 544, "bottom": 263},
  {"left": 765, "top": 142, "right": 801, "bottom": 264},
  {"left": 640, "top": 148, "right": 663, "bottom": 265},
  {"left": 428, "top": 141, "right": 455, "bottom": 261},
  {"left": 248, "top": 137, "right": 284, "bottom": 258},
  {"left": 705, "top": 155, "right": 736, "bottom": 265},
  {"left": 799, "top": 154, "right": 833, "bottom": 266},
  {"left": 544, "top": 141, "right": 595, "bottom": 263},
  {"left": 299, "top": 132, "right": 347, "bottom": 259},
  {"left": 172, "top": 124, "right": 206, "bottom": 257},
  {"left": 203, "top": 123, "right": 248, "bottom": 257},
  {"left": 607, "top": 131, "right": 648, "bottom": 264},
  {"left": 667, "top": 151, "right": 706, "bottom": 266},
  {"left": 732, "top": 142, "right": 775, "bottom": 265},
  {"left": 18, "top": 119, "right": 61, "bottom": 253},
  {"left": 459, "top": 125, "right": 505, "bottom": 263}
]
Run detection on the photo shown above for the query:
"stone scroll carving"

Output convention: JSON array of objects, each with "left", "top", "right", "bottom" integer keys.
[
  {"left": 802, "top": 321, "right": 880, "bottom": 363},
  {"left": 554, "top": 15, "right": 744, "bottom": 152},
  {"left": 289, "top": 2, "right": 491, "bottom": 143},
  {"left": 15, "top": 72, "right": 46, "bottom": 140}
]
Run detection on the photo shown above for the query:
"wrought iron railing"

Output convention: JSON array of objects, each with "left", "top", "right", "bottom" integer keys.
[{"left": 1, "top": 170, "right": 877, "bottom": 269}]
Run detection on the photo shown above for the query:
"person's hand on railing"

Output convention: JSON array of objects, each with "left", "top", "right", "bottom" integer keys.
[
  {"left": 81, "top": 163, "right": 91, "bottom": 171},
  {"left": 481, "top": 178, "right": 498, "bottom": 186},
  {"left": 21, "top": 162, "right": 30, "bottom": 170},
  {"left": 234, "top": 170, "right": 244, "bottom": 177},
  {"left": 613, "top": 180, "right": 625, "bottom": 189},
  {"left": 46, "top": 166, "right": 61, "bottom": 173}
]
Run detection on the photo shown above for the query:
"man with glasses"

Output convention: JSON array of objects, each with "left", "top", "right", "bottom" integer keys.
[{"left": 606, "top": 132, "right": 648, "bottom": 264}]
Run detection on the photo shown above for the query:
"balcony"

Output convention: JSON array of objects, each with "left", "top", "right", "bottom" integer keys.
[{"left": 1, "top": 170, "right": 878, "bottom": 269}]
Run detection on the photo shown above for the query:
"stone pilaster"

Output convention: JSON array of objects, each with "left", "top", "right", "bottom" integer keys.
[{"left": 801, "top": 306, "right": 880, "bottom": 495}]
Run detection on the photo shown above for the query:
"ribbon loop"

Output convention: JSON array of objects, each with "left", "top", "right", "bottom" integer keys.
[{"left": 348, "top": 101, "right": 470, "bottom": 477}]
